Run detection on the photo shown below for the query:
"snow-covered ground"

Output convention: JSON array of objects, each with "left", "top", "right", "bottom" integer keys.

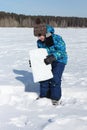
[{"left": 0, "top": 28, "right": 87, "bottom": 130}]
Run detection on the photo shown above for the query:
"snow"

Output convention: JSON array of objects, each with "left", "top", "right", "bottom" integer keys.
[{"left": 0, "top": 27, "right": 87, "bottom": 130}]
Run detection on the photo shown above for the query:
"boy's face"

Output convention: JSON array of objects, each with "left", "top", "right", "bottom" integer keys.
[{"left": 38, "top": 35, "right": 45, "bottom": 42}]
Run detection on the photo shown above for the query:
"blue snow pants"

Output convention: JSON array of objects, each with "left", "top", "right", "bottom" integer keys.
[{"left": 40, "top": 61, "right": 65, "bottom": 100}]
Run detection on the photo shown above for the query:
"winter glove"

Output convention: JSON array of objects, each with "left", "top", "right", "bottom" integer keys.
[
  {"left": 29, "top": 60, "right": 31, "bottom": 67},
  {"left": 44, "top": 54, "right": 56, "bottom": 65},
  {"left": 45, "top": 33, "right": 54, "bottom": 47}
]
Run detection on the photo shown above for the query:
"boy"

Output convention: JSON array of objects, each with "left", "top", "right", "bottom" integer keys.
[{"left": 33, "top": 18, "right": 68, "bottom": 105}]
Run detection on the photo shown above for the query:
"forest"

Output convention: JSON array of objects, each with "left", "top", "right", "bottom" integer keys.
[{"left": 0, "top": 11, "right": 87, "bottom": 27}]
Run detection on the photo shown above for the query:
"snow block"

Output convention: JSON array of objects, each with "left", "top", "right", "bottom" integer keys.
[{"left": 29, "top": 48, "right": 53, "bottom": 83}]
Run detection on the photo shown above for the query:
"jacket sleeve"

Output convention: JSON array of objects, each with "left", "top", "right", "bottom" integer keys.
[
  {"left": 53, "top": 35, "right": 66, "bottom": 60},
  {"left": 37, "top": 40, "right": 41, "bottom": 48},
  {"left": 37, "top": 40, "right": 46, "bottom": 48}
]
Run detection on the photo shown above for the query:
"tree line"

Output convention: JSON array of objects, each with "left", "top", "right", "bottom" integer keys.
[{"left": 0, "top": 11, "right": 87, "bottom": 27}]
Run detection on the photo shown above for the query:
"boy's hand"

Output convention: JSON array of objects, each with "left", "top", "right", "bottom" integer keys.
[{"left": 44, "top": 54, "right": 56, "bottom": 65}]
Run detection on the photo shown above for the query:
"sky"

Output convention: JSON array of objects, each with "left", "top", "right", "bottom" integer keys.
[{"left": 0, "top": 0, "right": 87, "bottom": 18}]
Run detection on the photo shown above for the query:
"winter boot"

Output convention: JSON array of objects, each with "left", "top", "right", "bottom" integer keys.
[{"left": 51, "top": 100, "right": 61, "bottom": 106}]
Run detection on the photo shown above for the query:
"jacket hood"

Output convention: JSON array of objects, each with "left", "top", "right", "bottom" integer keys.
[{"left": 46, "top": 25, "right": 55, "bottom": 34}]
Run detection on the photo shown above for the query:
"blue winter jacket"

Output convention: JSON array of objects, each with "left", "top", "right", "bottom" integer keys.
[{"left": 37, "top": 25, "right": 68, "bottom": 65}]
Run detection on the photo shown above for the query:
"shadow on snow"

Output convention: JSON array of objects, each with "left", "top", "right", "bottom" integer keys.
[{"left": 13, "top": 69, "right": 39, "bottom": 93}]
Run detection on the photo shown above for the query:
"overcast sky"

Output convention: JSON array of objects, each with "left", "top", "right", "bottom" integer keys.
[{"left": 0, "top": 0, "right": 87, "bottom": 17}]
